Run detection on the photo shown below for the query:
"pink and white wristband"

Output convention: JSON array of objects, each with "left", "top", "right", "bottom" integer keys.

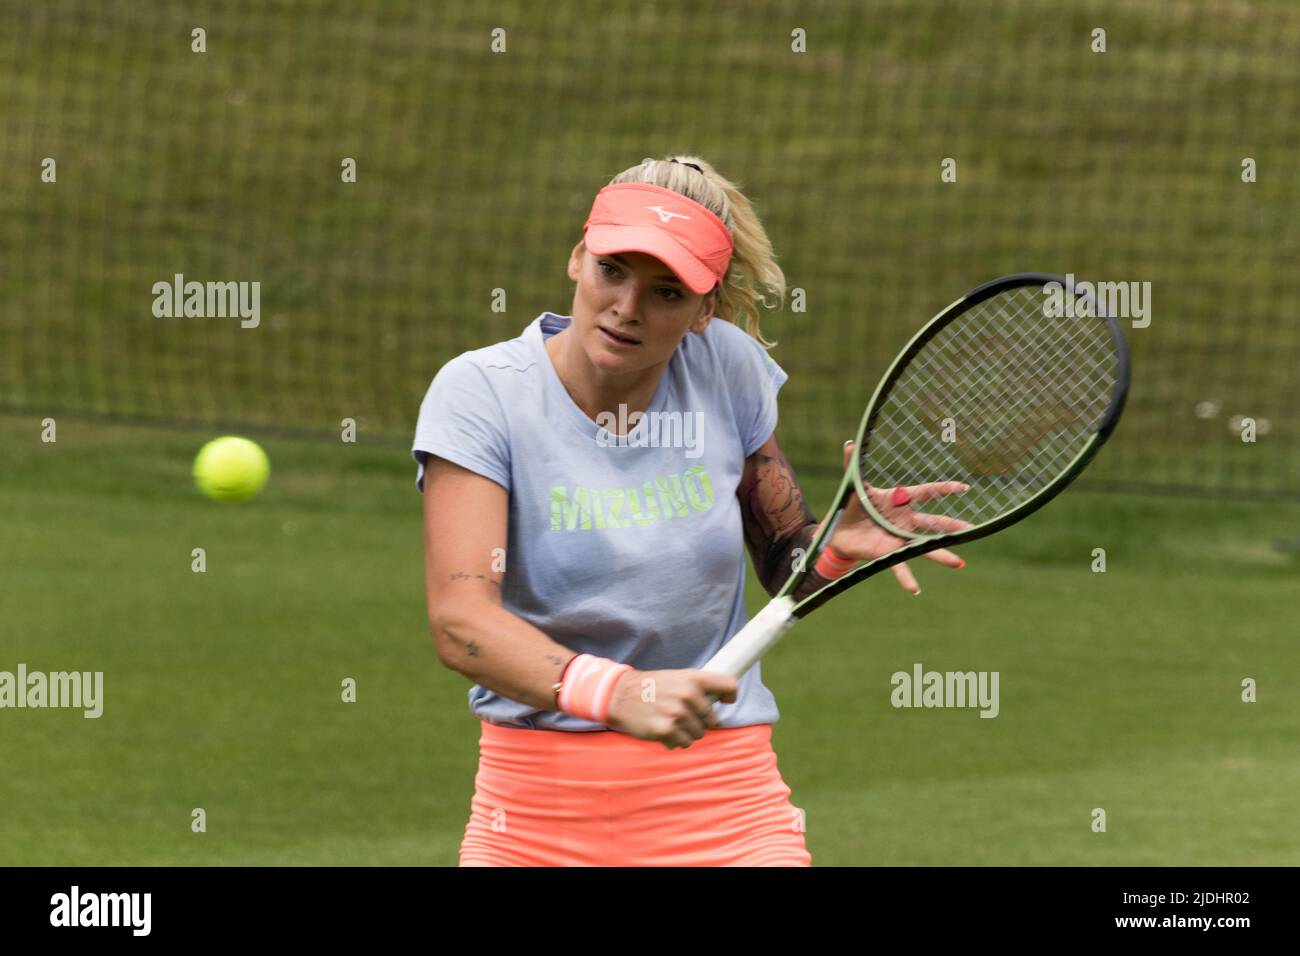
[
  {"left": 554, "top": 654, "right": 633, "bottom": 724},
  {"left": 814, "top": 545, "right": 857, "bottom": 581}
]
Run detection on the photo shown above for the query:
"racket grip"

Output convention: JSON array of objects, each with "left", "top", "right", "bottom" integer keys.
[{"left": 700, "top": 596, "right": 797, "bottom": 703}]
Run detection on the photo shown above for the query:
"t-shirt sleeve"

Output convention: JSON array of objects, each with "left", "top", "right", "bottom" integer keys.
[
  {"left": 732, "top": 329, "right": 789, "bottom": 457},
  {"left": 411, "top": 355, "right": 511, "bottom": 493}
]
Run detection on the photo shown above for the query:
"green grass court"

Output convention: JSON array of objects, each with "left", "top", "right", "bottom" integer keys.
[
  {"left": 3, "top": 412, "right": 1296, "bottom": 866},
  {"left": 2, "top": 0, "right": 1297, "bottom": 869}
]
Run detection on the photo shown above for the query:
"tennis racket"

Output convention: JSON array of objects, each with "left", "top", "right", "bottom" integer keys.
[{"left": 703, "top": 272, "right": 1130, "bottom": 685}]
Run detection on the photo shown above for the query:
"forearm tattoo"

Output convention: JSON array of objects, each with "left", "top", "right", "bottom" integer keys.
[{"left": 740, "top": 447, "right": 826, "bottom": 598}]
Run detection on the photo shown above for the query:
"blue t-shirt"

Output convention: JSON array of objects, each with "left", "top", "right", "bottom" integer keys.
[{"left": 412, "top": 312, "right": 789, "bottom": 731}]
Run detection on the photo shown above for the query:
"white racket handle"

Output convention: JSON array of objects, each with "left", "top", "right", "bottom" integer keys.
[{"left": 701, "top": 596, "right": 798, "bottom": 691}]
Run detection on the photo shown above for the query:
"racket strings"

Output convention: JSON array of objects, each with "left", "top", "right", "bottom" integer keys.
[
  {"left": 884, "top": 288, "right": 1113, "bottom": 518},
  {"left": 906, "top": 293, "right": 1110, "bottom": 515},
  {"left": 860, "top": 284, "right": 1120, "bottom": 528}
]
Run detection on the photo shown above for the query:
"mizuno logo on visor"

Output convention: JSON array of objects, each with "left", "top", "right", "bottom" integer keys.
[{"left": 645, "top": 205, "right": 690, "bottom": 223}]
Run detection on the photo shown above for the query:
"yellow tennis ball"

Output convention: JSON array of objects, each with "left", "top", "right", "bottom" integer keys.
[{"left": 193, "top": 436, "right": 270, "bottom": 502}]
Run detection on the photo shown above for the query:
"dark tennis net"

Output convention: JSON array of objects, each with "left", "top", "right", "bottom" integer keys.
[{"left": 1, "top": 0, "right": 1296, "bottom": 494}]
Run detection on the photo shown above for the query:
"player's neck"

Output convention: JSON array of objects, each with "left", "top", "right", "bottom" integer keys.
[{"left": 545, "top": 328, "right": 663, "bottom": 434}]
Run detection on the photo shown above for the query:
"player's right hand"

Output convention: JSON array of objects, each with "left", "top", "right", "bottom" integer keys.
[{"left": 604, "top": 669, "right": 738, "bottom": 750}]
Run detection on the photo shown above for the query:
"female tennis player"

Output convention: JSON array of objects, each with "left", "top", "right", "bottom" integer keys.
[{"left": 413, "top": 155, "right": 966, "bottom": 866}]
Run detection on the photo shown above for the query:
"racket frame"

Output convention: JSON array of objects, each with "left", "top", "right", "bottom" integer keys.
[
  {"left": 705, "top": 272, "right": 1131, "bottom": 682},
  {"left": 799, "top": 272, "right": 1130, "bottom": 617}
]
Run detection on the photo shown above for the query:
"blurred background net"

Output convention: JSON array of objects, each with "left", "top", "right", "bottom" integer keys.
[{"left": 2, "top": 0, "right": 1296, "bottom": 495}]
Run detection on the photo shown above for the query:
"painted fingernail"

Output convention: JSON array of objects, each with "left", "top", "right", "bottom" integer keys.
[
  {"left": 957, "top": 559, "right": 966, "bottom": 569},
  {"left": 890, "top": 487, "right": 912, "bottom": 506},
  {"left": 913, "top": 588, "right": 922, "bottom": 596}
]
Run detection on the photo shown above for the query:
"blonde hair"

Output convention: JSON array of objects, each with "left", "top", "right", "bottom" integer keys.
[{"left": 601, "top": 155, "right": 785, "bottom": 348}]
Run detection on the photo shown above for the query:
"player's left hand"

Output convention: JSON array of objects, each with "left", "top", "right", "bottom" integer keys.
[{"left": 824, "top": 440, "right": 973, "bottom": 594}]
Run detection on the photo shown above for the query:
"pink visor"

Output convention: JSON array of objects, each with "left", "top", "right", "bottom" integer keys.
[{"left": 582, "top": 182, "right": 733, "bottom": 295}]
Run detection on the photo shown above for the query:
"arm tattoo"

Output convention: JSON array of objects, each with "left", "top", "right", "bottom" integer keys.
[
  {"left": 466, "top": 640, "right": 480, "bottom": 657},
  {"left": 739, "top": 446, "right": 821, "bottom": 597},
  {"left": 764, "top": 523, "right": 838, "bottom": 604},
  {"left": 448, "top": 571, "right": 503, "bottom": 590},
  {"left": 790, "top": 548, "right": 835, "bottom": 604}
]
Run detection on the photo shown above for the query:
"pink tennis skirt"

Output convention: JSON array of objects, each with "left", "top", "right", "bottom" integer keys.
[{"left": 459, "top": 719, "right": 811, "bottom": 866}]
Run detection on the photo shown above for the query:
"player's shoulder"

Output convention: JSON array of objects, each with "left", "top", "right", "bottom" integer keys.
[
  {"left": 430, "top": 315, "right": 548, "bottom": 388},
  {"left": 691, "top": 315, "right": 765, "bottom": 362},
  {"left": 697, "top": 314, "right": 752, "bottom": 347},
  {"left": 690, "top": 316, "right": 781, "bottom": 378}
]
